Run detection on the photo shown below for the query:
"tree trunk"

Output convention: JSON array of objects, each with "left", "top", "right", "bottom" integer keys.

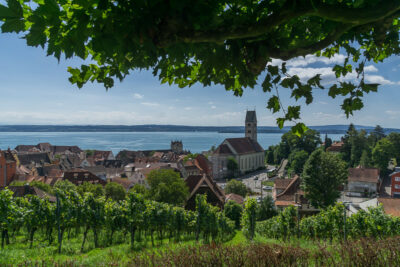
[
  {"left": 93, "top": 228, "right": 99, "bottom": 248},
  {"left": 109, "top": 230, "right": 114, "bottom": 245},
  {"left": 130, "top": 226, "right": 136, "bottom": 250},
  {"left": 81, "top": 226, "right": 89, "bottom": 252},
  {"left": 58, "top": 228, "right": 64, "bottom": 254},
  {"left": 151, "top": 230, "right": 154, "bottom": 247},
  {"left": 29, "top": 228, "right": 36, "bottom": 249},
  {"left": 1, "top": 230, "right": 5, "bottom": 249},
  {"left": 4, "top": 230, "right": 9, "bottom": 245}
]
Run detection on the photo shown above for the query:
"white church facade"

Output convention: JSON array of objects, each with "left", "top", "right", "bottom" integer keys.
[{"left": 210, "top": 110, "right": 265, "bottom": 179}]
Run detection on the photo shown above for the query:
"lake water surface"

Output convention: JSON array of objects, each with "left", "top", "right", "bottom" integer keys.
[{"left": 0, "top": 132, "right": 344, "bottom": 154}]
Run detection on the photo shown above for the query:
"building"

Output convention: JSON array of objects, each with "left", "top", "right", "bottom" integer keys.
[
  {"left": 349, "top": 197, "right": 400, "bottom": 217},
  {"left": 390, "top": 167, "right": 400, "bottom": 198},
  {"left": 185, "top": 174, "right": 225, "bottom": 210},
  {"left": 210, "top": 110, "right": 265, "bottom": 179},
  {"left": 273, "top": 175, "right": 318, "bottom": 215},
  {"left": 225, "top": 193, "right": 244, "bottom": 205},
  {"left": 347, "top": 167, "right": 380, "bottom": 197},
  {"left": 0, "top": 150, "right": 17, "bottom": 187},
  {"left": 171, "top": 141, "right": 183, "bottom": 154},
  {"left": 245, "top": 110, "right": 257, "bottom": 141},
  {"left": 63, "top": 169, "right": 106, "bottom": 185},
  {"left": 326, "top": 141, "right": 344, "bottom": 153}
]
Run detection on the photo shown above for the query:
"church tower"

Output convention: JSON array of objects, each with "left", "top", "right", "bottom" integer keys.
[{"left": 245, "top": 110, "right": 257, "bottom": 141}]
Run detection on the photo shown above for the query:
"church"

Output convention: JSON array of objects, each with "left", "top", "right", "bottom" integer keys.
[{"left": 210, "top": 110, "right": 265, "bottom": 179}]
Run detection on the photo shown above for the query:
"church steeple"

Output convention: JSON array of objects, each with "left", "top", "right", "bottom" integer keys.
[{"left": 245, "top": 110, "right": 257, "bottom": 141}]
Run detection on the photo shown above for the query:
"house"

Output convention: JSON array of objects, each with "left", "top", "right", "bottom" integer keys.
[
  {"left": 123, "top": 162, "right": 179, "bottom": 186},
  {"left": 326, "top": 141, "right": 344, "bottom": 153},
  {"left": 209, "top": 111, "right": 264, "bottom": 180},
  {"left": 390, "top": 167, "right": 400, "bottom": 198},
  {"left": 7, "top": 185, "right": 56, "bottom": 202},
  {"left": 14, "top": 143, "right": 83, "bottom": 158},
  {"left": 185, "top": 174, "right": 225, "bottom": 210},
  {"left": 225, "top": 193, "right": 244, "bottom": 205},
  {"left": 347, "top": 167, "right": 380, "bottom": 197},
  {"left": 273, "top": 175, "right": 318, "bottom": 215},
  {"left": 349, "top": 197, "right": 400, "bottom": 217},
  {"left": 273, "top": 178, "right": 293, "bottom": 199},
  {"left": 16, "top": 152, "right": 52, "bottom": 167},
  {"left": 0, "top": 150, "right": 17, "bottom": 187},
  {"left": 63, "top": 169, "right": 106, "bottom": 185}
]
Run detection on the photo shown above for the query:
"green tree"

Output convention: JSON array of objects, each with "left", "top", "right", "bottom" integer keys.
[
  {"left": 387, "top": 132, "right": 400, "bottom": 163},
  {"left": 29, "top": 181, "right": 54, "bottom": 194},
  {"left": 372, "top": 138, "right": 395, "bottom": 175},
  {"left": 257, "top": 196, "right": 277, "bottom": 221},
  {"left": 54, "top": 180, "right": 77, "bottom": 193},
  {"left": 224, "top": 200, "right": 243, "bottom": 229},
  {"left": 280, "top": 129, "right": 321, "bottom": 158},
  {"left": 324, "top": 134, "right": 333, "bottom": 151},
  {"left": 370, "top": 125, "right": 386, "bottom": 146},
  {"left": 77, "top": 182, "right": 104, "bottom": 198},
  {"left": 227, "top": 157, "right": 239, "bottom": 177},
  {"left": 359, "top": 149, "right": 372, "bottom": 168},
  {"left": 287, "top": 150, "right": 309, "bottom": 175},
  {"left": 105, "top": 182, "right": 126, "bottom": 201},
  {"left": 129, "top": 184, "right": 148, "bottom": 195},
  {"left": 242, "top": 198, "right": 257, "bottom": 240},
  {"left": 302, "top": 149, "right": 348, "bottom": 208},
  {"left": 0, "top": 1, "right": 397, "bottom": 130},
  {"left": 147, "top": 169, "right": 189, "bottom": 206},
  {"left": 225, "top": 179, "right": 248, "bottom": 198},
  {"left": 341, "top": 124, "right": 358, "bottom": 163}
]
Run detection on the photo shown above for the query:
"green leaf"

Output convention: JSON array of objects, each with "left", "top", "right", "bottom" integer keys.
[
  {"left": 1, "top": 18, "right": 24, "bottom": 33},
  {"left": 267, "top": 96, "right": 280, "bottom": 113},
  {"left": 292, "top": 123, "right": 308, "bottom": 137}
]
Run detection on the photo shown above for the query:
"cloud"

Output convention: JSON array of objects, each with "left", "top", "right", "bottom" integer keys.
[
  {"left": 184, "top": 107, "right": 192, "bottom": 111},
  {"left": 133, "top": 93, "right": 144, "bottom": 99},
  {"left": 318, "top": 101, "right": 328, "bottom": 105},
  {"left": 271, "top": 54, "right": 347, "bottom": 68},
  {"left": 141, "top": 102, "right": 159, "bottom": 107},
  {"left": 208, "top": 101, "right": 214, "bottom": 105},
  {"left": 211, "top": 105, "right": 216, "bottom": 109},
  {"left": 286, "top": 66, "right": 395, "bottom": 86}
]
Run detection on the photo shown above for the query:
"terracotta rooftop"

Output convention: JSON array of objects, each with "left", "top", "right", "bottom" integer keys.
[
  {"left": 348, "top": 168, "right": 380, "bottom": 183},
  {"left": 378, "top": 198, "right": 400, "bottom": 217},
  {"left": 274, "top": 178, "right": 293, "bottom": 189},
  {"left": 214, "top": 144, "right": 233, "bottom": 155},
  {"left": 225, "top": 137, "right": 264, "bottom": 154},
  {"left": 225, "top": 193, "right": 244, "bottom": 205}
]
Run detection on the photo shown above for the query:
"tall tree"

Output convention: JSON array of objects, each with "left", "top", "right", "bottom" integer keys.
[
  {"left": 324, "top": 134, "right": 333, "bottom": 151},
  {"left": 0, "top": 1, "right": 398, "bottom": 131},
  {"left": 387, "top": 132, "right": 400, "bottom": 163},
  {"left": 224, "top": 200, "right": 243, "bottom": 229},
  {"left": 341, "top": 123, "right": 358, "bottom": 163},
  {"left": 288, "top": 150, "right": 309, "bottom": 175},
  {"left": 256, "top": 195, "right": 277, "bottom": 221},
  {"left": 302, "top": 149, "right": 348, "bottom": 208},
  {"left": 227, "top": 157, "right": 239, "bottom": 177},
  {"left": 147, "top": 169, "right": 189, "bottom": 206},
  {"left": 372, "top": 138, "right": 395, "bottom": 175},
  {"left": 225, "top": 179, "right": 249, "bottom": 198},
  {"left": 370, "top": 125, "right": 386, "bottom": 145}
]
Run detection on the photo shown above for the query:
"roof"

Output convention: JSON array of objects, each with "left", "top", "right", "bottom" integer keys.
[
  {"left": 245, "top": 110, "right": 257, "bottom": 123},
  {"left": 274, "top": 175, "right": 309, "bottom": 206},
  {"left": 111, "top": 177, "right": 135, "bottom": 190},
  {"left": 378, "top": 198, "right": 400, "bottom": 217},
  {"left": 8, "top": 185, "right": 56, "bottom": 202},
  {"left": 185, "top": 174, "right": 225, "bottom": 204},
  {"left": 348, "top": 168, "right": 380, "bottom": 183},
  {"left": 225, "top": 193, "right": 244, "bottom": 205},
  {"left": 51, "top": 145, "right": 82, "bottom": 154},
  {"left": 225, "top": 137, "right": 264, "bottom": 154},
  {"left": 213, "top": 144, "right": 233, "bottom": 155},
  {"left": 326, "top": 141, "right": 344, "bottom": 152},
  {"left": 17, "top": 153, "right": 51, "bottom": 166},
  {"left": 274, "top": 179, "right": 293, "bottom": 190}
]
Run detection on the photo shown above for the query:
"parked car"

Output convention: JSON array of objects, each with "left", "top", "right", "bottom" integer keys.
[
  {"left": 263, "top": 186, "right": 273, "bottom": 191},
  {"left": 256, "top": 196, "right": 262, "bottom": 203}
]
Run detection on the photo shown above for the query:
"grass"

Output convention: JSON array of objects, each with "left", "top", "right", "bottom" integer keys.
[{"left": 261, "top": 180, "right": 274, "bottom": 187}]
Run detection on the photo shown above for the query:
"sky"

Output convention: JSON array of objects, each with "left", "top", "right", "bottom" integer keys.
[{"left": 1, "top": 33, "right": 400, "bottom": 127}]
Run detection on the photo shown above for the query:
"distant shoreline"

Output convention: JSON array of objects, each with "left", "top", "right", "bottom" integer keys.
[{"left": 0, "top": 125, "right": 399, "bottom": 134}]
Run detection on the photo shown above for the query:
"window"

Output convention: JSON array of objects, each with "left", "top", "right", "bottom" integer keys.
[
  {"left": 396, "top": 177, "right": 400, "bottom": 182},
  {"left": 247, "top": 123, "right": 251, "bottom": 127},
  {"left": 396, "top": 184, "right": 400, "bottom": 189},
  {"left": 247, "top": 130, "right": 251, "bottom": 133}
]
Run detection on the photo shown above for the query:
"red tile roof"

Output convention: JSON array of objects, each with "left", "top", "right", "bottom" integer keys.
[
  {"left": 214, "top": 144, "right": 233, "bottom": 155},
  {"left": 348, "top": 168, "right": 380, "bottom": 183},
  {"left": 225, "top": 137, "right": 264, "bottom": 154},
  {"left": 378, "top": 198, "right": 400, "bottom": 217},
  {"left": 274, "top": 179, "right": 293, "bottom": 190},
  {"left": 225, "top": 193, "right": 244, "bottom": 205}
]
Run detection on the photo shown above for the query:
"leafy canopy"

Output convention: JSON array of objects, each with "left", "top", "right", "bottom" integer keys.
[{"left": 0, "top": 0, "right": 399, "bottom": 131}]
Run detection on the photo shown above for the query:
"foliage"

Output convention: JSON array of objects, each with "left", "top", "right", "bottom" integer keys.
[
  {"left": 129, "top": 184, "right": 148, "bottom": 195},
  {"left": 226, "top": 157, "right": 239, "bottom": 176},
  {"left": 0, "top": 0, "right": 398, "bottom": 131},
  {"left": 287, "top": 150, "right": 309, "bottom": 175},
  {"left": 0, "top": 188, "right": 234, "bottom": 253},
  {"left": 105, "top": 182, "right": 126, "bottom": 201},
  {"left": 242, "top": 198, "right": 257, "bottom": 240},
  {"left": 324, "top": 134, "right": 333, "bottom": 151},
  {"left": 257, "top": 203, "right": 400, "bottom": 242},
  {"left": 256, "top": 196, "right": 277, "bottom": 221},
  {"left": 372, "top": 138, "right": 395, "bottom": 174},
  {"left": 147, "top": 169, "right": 189, "bottom": 206},
  {"left": 224, "top": 200, "right": 243, "bottom": 229},
  {"left": 224, "top": 179, "right": 248, "bottom": 198},
  {"left": 77, "top": 182, "right": 104, "bottom": 198},
  {"left": 302, "top": 149, "right": 347, "bottom": 208},
  {"left": 54, "top": 180, "right": 77, "bottom": 193}
]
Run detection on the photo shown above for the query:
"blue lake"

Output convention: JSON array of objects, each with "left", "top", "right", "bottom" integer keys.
[{"left": 0, "top": 132, "right": 344, "bottom": 154}]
